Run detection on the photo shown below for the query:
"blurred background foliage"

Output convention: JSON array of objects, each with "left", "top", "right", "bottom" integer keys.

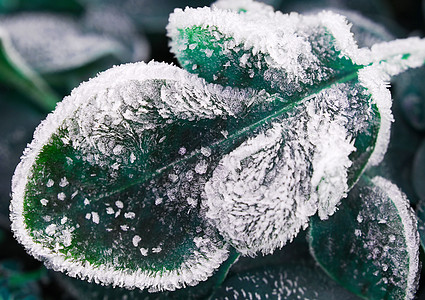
[{"left": 0, "top": 0, "right": 424, "bottom": 299}]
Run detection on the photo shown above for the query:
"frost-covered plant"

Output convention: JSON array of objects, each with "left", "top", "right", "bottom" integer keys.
[{"left": 9, "top": 0, "right": 425, "bottom": 299}]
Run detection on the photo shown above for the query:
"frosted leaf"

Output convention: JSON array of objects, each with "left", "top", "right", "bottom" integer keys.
[
  {"left": 212, "top": 261, "right": 360, "bottom": 299},
  {"left": 166, "top": 4, "right": 425, "bottom": 254},
  {"left": 10, "top": 62, "right": 237, "bottom": 292},
  {"left": 0, "top": 13, "right": 124, "bottom": 73},
  {"left": 205, "top": 81, "right": 374, "bottom": 255},
  {"left": 309, "top": 176, "right": 420, "bottom": 299}
]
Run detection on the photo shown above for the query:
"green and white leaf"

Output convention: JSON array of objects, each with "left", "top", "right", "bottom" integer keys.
[
  {"left": 11, "top": 62, "right": 236, "bottom": 292},
  {"left": 167, "top": 3, "right": 425, "bottom": 255},
  {"left": 309, "top": 176, "right": 420, "bottom": 300}
]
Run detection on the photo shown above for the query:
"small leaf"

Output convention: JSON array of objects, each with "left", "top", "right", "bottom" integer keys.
[
  {"left": 0, "top": 28, "right": 59, "bottom": 111},
  {"left": 309, "top": 176, "right": 420, "bottom": 300},
  {"left": 211, "top": 260, "right": 361, "bottom": 299},
  {"left": 0, "top": 13, "right": 130, "bottom": 94}
]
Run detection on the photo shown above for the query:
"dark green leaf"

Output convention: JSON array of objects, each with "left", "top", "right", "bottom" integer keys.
[
  {"left": 309, "top": 176, "right": 420, "bottom": 300},
  {"left": 211, "top": 260, "right": 361, "bottom": 299}
]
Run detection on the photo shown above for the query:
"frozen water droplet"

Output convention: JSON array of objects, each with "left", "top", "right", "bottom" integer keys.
[
  {"left": 91, "top": 212, "right": 99, "bottom": 224},
  {"left": 46, "top": 179, "right": 54, "bottom": 187},
  {"left": 130, "top": 152, "right": 136, "bottom": 163},
  {"left": 40, "top": 199, "right": 48, "bottom": 206},
  {"left": 169, "top": 174, "right": 179, "bottom": 182},
  {"left": 155, "top": 198, "right": 163, "bottom": 205},
  {"left": 113, "top": 144, "right": 124, "bottom": 155},
  {"left": 186, "top": 170, "right": 194, "bottom": 181},
  {"left": 178, "top": 147, "right": 187, "bottom": 155},
  {"left": 195, "top": 160, "right": 208, "bottom": 174},
  {"left": 201, "top": 147, "right": 212, "bottom": 157},
  {"left": 132, "top": 235, "right": 141, "bottom": 247},
  {"left": 61, "top": 216, "right": 68, "bottom": 224},
  {"left": 84, "top": 198, "right": 90, "bottom": 205},
  {"left": 140, "top": 248, "right": 148, "bottom": 256},
  {"left": 152, "top": 246, "right": 162, "bottom": 253},
  {"left": 106, "top": 207, "right": 114, "bottom": 214},
  {"left": 59, "top": 177, "right": 69, "bottom": 187},
  {"left": 45, "top": 224, "right": 56, "bottom": 236},
  {"left": 124, "top": 212, "right": 135, "bottom": 219},
  {"left": 57, "top": 192, "right": 66, "bottom": 201},
  {"left": 120, "top": 225, "right": 129, "bottom": 231},
  {"left": 115, "top": 201, "right": 124, "bottom": 209}
]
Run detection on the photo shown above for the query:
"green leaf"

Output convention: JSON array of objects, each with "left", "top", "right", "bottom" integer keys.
[
  {"left": 0, "top": 13, "right": 132, "bottom": 95},
  {"left": 0, "top": 29, "right": 59, "bottom": 112},
  {"left": 11, "top": 62, "right": 240, "bottom": 292},
  {"left": 166, "top": 3, "right": 425, "bottom": 255},
  {"left": 309, "top": 176, "right": 420, "bottom": 300},
  {"left": 211, "top": 260, "right": 361, "bottom": 299}
]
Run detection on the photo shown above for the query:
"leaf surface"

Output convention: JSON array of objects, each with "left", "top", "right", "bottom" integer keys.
[
  {"left": 309, "top": 176, "right": 420, "bottom": 300},
  {"left": 167, "top": 4, "right": 396, "bottom": 255}
]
